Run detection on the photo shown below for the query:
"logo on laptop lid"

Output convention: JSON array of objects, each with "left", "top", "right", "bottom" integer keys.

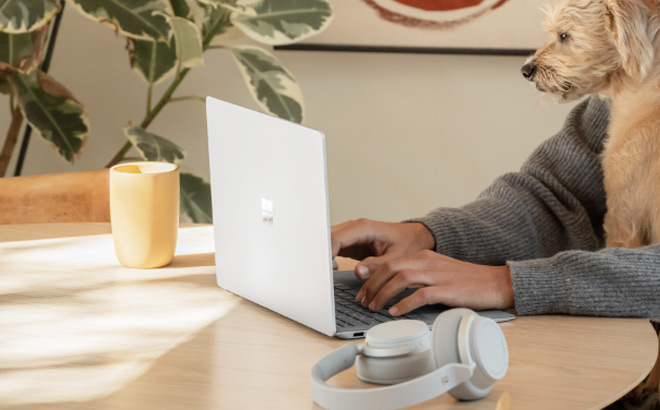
[{"left": 261, "top": 198, "right": 274, "bottom": 223}]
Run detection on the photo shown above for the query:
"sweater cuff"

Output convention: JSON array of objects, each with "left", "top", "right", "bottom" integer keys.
[
  {"left": 404, "top": 213, "right": 462, "bottom": 257},
  {"left": 508, "top": 257, "right": 572, "bottom": 315}
]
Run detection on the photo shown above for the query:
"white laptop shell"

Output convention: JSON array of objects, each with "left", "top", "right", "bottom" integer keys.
[{"left": 206, "top": 97, "right": 337, "bottom": 336}]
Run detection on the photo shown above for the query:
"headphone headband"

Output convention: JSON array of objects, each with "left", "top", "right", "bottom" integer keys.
[
  {"left": 309, "top": 309, "right": 508, "bottom": 410},
  {"left": 310, "top": 342, "right": 473, "bottom": 410}
]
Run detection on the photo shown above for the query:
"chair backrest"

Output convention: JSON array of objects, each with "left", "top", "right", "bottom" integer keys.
[{"left": 0, "top": 169, "right": 110, "bottom": 224}]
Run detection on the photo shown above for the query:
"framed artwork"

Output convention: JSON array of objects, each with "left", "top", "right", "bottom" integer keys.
[{"left": 280, "top": 0, "right": 549, "bottom": 55}]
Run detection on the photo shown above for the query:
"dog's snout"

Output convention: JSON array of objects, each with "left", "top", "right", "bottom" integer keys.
[{"left": 521, "top": 62, "right": 537, "bottom": 80}]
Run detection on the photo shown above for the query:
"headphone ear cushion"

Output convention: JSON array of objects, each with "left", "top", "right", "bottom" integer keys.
[
  {"left": 430, "top": 308, "right": 471, "bottom": 368},
  {"left": 431, "top": 309, "right": 500, "bottom": 401}
]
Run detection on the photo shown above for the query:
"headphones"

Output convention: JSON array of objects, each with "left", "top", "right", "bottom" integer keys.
[{"left": 310, "top": 308, "right": 508, "bottom": 410}]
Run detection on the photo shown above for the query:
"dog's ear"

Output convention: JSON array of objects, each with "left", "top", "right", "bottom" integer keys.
[{"left": 605, "top": 0, "right": 655, "bottom": 80}]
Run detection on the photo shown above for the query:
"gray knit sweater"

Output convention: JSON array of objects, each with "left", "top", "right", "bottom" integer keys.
[{"left": 413, "top": 95, "right": 660, "bottom": 318}]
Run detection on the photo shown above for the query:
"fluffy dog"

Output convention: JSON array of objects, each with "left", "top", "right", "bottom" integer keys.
[
  {"left": 521, "top": 0, "right": 660, "bottom": 249},
  {"left": 523, "top": 1, "right": 660, "bottom": 406}
]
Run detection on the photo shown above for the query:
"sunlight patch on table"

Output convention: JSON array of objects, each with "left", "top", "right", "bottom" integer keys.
[
  {"left": 0, "top": 226, "right": 216, "bottom": 295},
  {"left": 0, "top": 283, "right": 237, "bottom": 405},
  {"left": 0, "top": 225, "right": 239, "bottom": 406}
]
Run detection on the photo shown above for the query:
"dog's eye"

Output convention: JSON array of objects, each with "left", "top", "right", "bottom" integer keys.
[{"left": 559, "top": 32, "right": 569, "bottom": 42}]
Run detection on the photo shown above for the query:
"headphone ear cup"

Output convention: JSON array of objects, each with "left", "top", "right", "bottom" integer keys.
[
  {"left": 431, "top": 309, "right": 505, "bottom": 401},
  {"left": 356, "top": 350, "right": 434, "bottom": 385},
  {"left": 463, "top": 315, "right": 508, "bottom": 392},
  {"left": 430, "top": 308, "right": 470, "bottom": 367},
  {"left": 356, "top": 320, "right": 434, "bottom": 385}
]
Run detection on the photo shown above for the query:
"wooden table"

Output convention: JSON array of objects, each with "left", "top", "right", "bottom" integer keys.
[{"left": 0, "top": 223, "right": 657, "bottom": 410}]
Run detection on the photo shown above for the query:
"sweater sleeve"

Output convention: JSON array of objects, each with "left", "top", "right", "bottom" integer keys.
[
  {"left": 411, "top": 95, "right": 660, "bottom": 318},
  {"left": 509, "top": 245, "right": 660, "bottom": 317},
  {"left": 411, "top": 95, "right": 611, "bottom": 265}
]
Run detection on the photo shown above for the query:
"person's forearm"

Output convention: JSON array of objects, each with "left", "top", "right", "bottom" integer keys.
[
  {"left": 509, "top": 245, "right": 660, "bottom": 317},
  {"left": 410, "top": 96, "right": 611, "bottom": 265}
]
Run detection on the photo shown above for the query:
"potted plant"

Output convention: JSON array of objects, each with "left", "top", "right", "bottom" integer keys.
[{"left": 0, "top": 0, "right": 333, "bottom": 222}]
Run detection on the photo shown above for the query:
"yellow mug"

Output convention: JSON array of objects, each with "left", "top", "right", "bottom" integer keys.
[{"left": 110, "top": 161, "right": 179, "bottom": 268}]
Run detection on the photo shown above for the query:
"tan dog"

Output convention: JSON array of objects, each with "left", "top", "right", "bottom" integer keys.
[
  {"left": 522, "top": 0, "right": 660, "bottom": 248},
  {"left": 523, "top": 1, "right": 660, "bottom": 407}
]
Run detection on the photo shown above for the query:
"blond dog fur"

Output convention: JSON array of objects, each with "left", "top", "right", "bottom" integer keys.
[
  {"left": 524, "top": 0, "right": 660, "bottom": 249},
  {"left": 525, "top": 2, "right": 660, "bottom": 406}
]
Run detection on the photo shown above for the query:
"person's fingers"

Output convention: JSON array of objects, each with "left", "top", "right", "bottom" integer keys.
[
  {"left": 359, "top": 253, "right": 438, "bottom": 307},
  {"left": 331, "top": 230, "right": 369, "bottom": 259},
  {"left": 368, "top": 269, "right": 438, "bottom": 312},
  {"left": 331, "top": 219, "right": 379, "bottom": 259},
  {"left": 354, "top": 256, "right": 391, "bottom": 303},
  {"left": 356, "top": 259, "right": 399, "bottom": 306},
  {"left": 388, "top": 287, "right": 450, "bottom": 316},
  {"left": 354, "top": 255, "right": 387, "bottom": 280},
  {"left": 355, "top": 254, "right": 416, "bottom": 301},
  {"left": 330, "top": 220, "right": 353, "bottom": 233}
]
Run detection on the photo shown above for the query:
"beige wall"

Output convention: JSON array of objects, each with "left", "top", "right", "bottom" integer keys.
[{"left": 1, "top": 6, "right": 579, "bottom": 224}]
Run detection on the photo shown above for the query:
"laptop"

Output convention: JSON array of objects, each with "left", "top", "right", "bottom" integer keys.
[{"left": 205, "top": 97, "right": 515, "bottom": 339}]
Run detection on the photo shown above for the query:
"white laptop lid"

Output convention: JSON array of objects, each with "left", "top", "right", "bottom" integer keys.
[{"left": 206, "top": 97, "right": 336, "bottom": 337}]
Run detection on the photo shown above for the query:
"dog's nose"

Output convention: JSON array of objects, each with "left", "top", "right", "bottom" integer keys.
[{"left": 521, "top": 62, "right": 537, "bottom": 80}]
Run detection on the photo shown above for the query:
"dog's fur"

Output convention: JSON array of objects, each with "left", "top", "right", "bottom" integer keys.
[
  {"left": 523, "top": 0, "right": 660, "bottom": 248},
  {"left": 524, "top": 1, "right": 660, "bottom": 406}
]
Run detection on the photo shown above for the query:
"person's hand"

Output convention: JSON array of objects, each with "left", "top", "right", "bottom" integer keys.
[
  {"left": 331, "top": 219, "right": 435, "bottom": 279},
  {"left": 355, "top": 250, "right": 515, "bottom": 316}
]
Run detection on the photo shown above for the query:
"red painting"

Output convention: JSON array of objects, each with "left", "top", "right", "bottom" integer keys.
[
  {"left": 295, "top": 0, "right": 547, "bottom": 53},
  {"left": 395, "top": 0, "right": 486, "bottom": 11},
  {"left": 363, "top": 0, "right": 511, "bottom": 29}
]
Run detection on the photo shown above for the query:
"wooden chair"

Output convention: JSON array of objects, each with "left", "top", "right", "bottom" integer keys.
[{"left": 0, "top": 169, "right": 110, "bottom": 224}]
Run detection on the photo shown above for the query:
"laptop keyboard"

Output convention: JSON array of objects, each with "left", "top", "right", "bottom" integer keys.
[{"left": 334, "top": 283, "right": 419, "bottom": 328}]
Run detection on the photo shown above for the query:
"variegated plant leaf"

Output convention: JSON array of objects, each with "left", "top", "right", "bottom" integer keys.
[
  {"left": 129, "top": 38, "right": 177, "bottom": 85},
  {"left": 168, "top": 0, "right": 236, "bottom": 44},
  {"left": 0, "top": 0, "right": 60, "bottom": 33},
  {"left": 0, "top": 26, "right": 49, "bottom": 74},
  {"left": 231, "top": 0, "right": 332, "bottom": 46},
  {"left": 198, "top": 0, "right": 256, "bottom": 30},
  {"left": 180, "top": 171, "right": 212, "bottom": 223},
  {"left": 195, "top": 0, "right": 224, "bottom": 5},
  {"left": 196, "top": 0, "right": 238, "bottom": 9},
  {"left": 0, "top": 32, "right": 32, "bottom": 71},
  {"left": 170, "top": 16, "right": 203, "bottom": 68},
  {"left": 169, "top": 0, "right": 192, "bottom": 18},
  {"left": 231, "top": 45, "right": 303, "bottom": 123},
  {"left": 124, "top": 124, "right": 186, "bottom": 163},
  {"left": 9, "top": 70, "right": 88, "bottom": 163},
  {"left": 202, "top": 4, "right": 234, "bottom": 43},
  {"left": 67, "top": 0, "right": 172, "bottom": 41},
  {"left": 169, "top": 0, "right": 210, "bottom": 31}
]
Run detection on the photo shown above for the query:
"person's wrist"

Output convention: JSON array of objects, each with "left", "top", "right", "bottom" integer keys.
[
  {"left": 408, "top": 222, "right": 435, "bottom": 251},
  {"left": 496, "top": 264, "right": 515, "bottom": 310}
]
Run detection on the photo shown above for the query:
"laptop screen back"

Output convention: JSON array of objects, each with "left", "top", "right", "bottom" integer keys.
[{"left": 206, "top": 97, "right": 336, "bottom": 336}]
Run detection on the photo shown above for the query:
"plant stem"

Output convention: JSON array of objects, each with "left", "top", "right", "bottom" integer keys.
[
  {"left": 104, "top": 142, "right": 130, "bottom": 168},
  {"left": 147, "top": 83, "right": 153, "bottom": 114},
  {"left": 168, "top": 95, "right": 205, "bottom": 103},
  {"left": 0, "top": 95, "right": 24, "bottom": 177},
  {"left": 105, "top": 67, "right": 191, "bottom": 168},
  {"left": 104, "top": 9, "right": 231, "bottom": 168}
]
